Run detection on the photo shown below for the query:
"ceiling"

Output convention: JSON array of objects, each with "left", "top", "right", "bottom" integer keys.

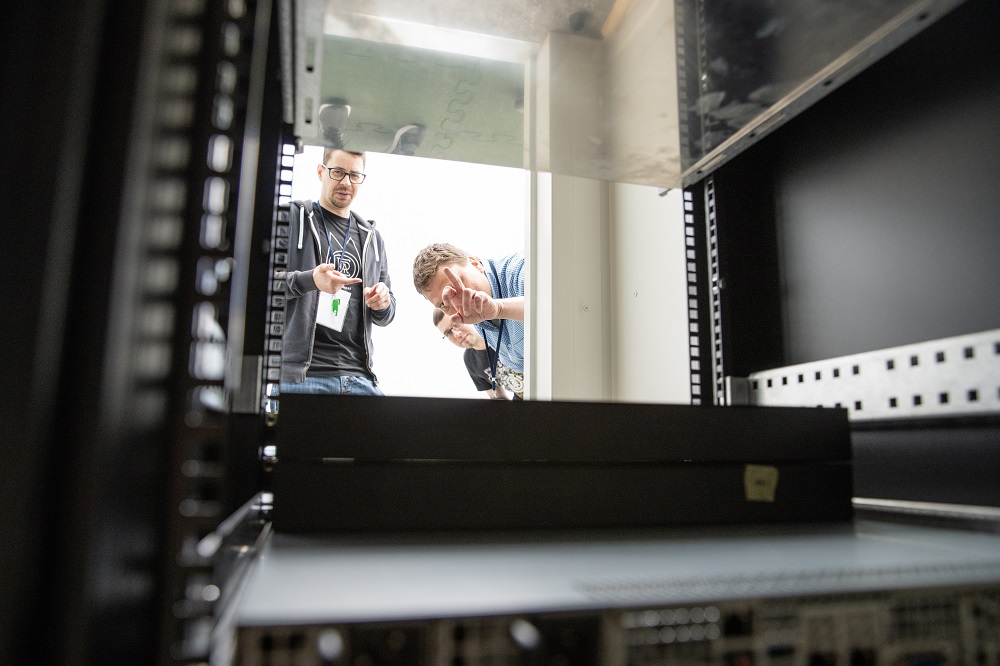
[{"left": 334, "top": 0, "right": 619, "bottom": 43}]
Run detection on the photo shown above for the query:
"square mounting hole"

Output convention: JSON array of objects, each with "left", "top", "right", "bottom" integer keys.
[
  {"left": 964, "top": 346, "right": 975, "bottom": 359},
  {"left": 889, "top": 397, "right": 898, "bottom": 408},
  {"left": 968, "top": 389, "right": 979, "bottom": 402},
  {"left": 752, "top": 380, "right": 759, "bottom": 390},
  {"left": 833, "top": 368, "right": 840, "bottom": 378},
  {"left": 798, "top": 374, "right": 804, "bottom": 383},
  {"left": 994, "top": 341, "right": 1000, "bottom": 355},
  {"left": 910, "top": 355, "right": 919, "bottom": 367},
  {"left": 852, "top": 365, "right": 860, "bottom": 375},
  {"left": 939, "top": 392, "right": 949, "bottom": 404},
  {"left": 767, "top": 378, "right": 773, "bottom": 388},
  {"left": 912, "top": 395, "right": 922, "bottom": 406},
  {"left": 935, "top": 351, "right": 946, "bottom": 363},
  {"left": 782, "top": 376, "right": 788, "bottom": 385},
  {"left": 854, "top": 401, "right": 862, "bottom": 411},
  {"left": 886, "top": 359, "right": 895, "bottom": 370},
  {"left": 815, "top": 371, "right": 822, "bottom": 380}
]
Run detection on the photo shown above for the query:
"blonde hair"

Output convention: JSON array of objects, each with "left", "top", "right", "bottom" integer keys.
[{"left": 412, "top": 243, "right": 470, "bottom": 293}]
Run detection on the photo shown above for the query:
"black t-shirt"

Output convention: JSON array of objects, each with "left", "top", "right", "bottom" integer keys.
[
  {"left": 464, "top": 348, "right": 493, "bottom": 392},
  {"left": 309, "top": 208, "right": 369, "bottom": 378},
  {"left": 463, "top": 347, "right": 523, "bottom": 399}
]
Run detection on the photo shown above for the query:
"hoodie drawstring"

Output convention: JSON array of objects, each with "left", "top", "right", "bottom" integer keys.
[{"left": 297, "top": 202, "right": 305, "bottom": 250}]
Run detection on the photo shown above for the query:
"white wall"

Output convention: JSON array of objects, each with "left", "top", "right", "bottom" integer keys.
[
  {"left": 526, "top": 31, "right": 690, "bottom": 405},
  {"left": 526, "top": 33, "right": 615, "bottom": 402},
  {"left": 529, "top": 173, "right": 612, "bottom": 402},
  {"left": 610, "top": 184, "right": 690, "bottom": 403},
  {"left": 529, "top": 176, "right": 689, "bottom": 404}
]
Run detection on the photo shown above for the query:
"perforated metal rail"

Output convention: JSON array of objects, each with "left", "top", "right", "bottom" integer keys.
[{"left": 745, "top": 328, "right": 1000, "bottom": 420}]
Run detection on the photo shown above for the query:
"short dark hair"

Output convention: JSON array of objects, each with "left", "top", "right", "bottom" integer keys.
[{"left": 322, "top": 147, "right": 366, "bottom": 168}]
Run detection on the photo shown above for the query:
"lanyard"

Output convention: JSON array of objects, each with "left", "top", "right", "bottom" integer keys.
[
  {"left": 483, "top": 259, "right": 505, "bottom": 390},
  {"left": 320, "top": 205, "right": 352, "bottom": 272},
  {"left": 485, "top": 321, "right": 506, "bottom": 391}
]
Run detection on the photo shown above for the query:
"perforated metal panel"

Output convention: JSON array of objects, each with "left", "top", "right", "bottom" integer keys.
[{"left": 747, "top": 329, "right": 1000, "bottom": 420}]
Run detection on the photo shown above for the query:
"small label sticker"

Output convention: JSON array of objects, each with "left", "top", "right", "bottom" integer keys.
[{"left": 744, "top": 464, "right": 779, "bottom": 502}]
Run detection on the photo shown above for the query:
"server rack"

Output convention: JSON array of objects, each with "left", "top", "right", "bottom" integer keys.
[
  {"left": 697, "top": 0, "right": 1000, "bottom": 514},
  {"left": 228, "top": 0, "right": 1000, "bottom": 663},
  {"left": 4, "top": 0, "right": 999, "bottom": 665},
  {"left": 3, "top": 0, "right": 278, "bottom": 663}
]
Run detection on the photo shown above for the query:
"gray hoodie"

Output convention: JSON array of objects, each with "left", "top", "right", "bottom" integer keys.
[{"left": 277, "top": 200, "right": 396, "bottom": 383}]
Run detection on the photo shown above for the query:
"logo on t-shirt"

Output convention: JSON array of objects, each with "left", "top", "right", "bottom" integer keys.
[
  {"left": 495, "top": 363, "right": 524, "bottom": 396},
  {"left": 331, "top": 245, "right": 360, "bottom": 279}
]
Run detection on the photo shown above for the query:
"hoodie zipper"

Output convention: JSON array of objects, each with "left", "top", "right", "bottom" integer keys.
[
  {"left": 304, "top": 201, "right": 381, "bottom": 385},
  {"left": 304, "top": 202, "right": 322, "bottom": 374},
  {"left": 360, "top": 222, "right": 378, "bottom": 385}
]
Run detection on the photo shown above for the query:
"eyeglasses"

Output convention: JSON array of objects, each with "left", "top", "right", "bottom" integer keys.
[
  {"left": 441, "top": 326, "right": 461, "bottom": 340},
  {"left": 321, "top": 165, "right": 366, "bottom": 184}
]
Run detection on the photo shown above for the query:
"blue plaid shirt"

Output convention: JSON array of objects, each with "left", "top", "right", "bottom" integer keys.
[{"left": 476, "top": 252, "right": 525, "bottom": 373}]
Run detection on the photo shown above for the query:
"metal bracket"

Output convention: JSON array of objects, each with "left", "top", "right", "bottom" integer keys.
[{"left": 749, "top": 329, "right": 1000, "bottom": 421}]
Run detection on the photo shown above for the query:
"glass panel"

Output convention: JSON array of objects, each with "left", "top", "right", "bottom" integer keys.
[
  {"left": 296, "top": 0, "right": 952, "bottom": 187},
  {"left": 314, "top": 35, "right": 524, "bottom": 169},
  {"left": 682, "top": 0, "right": 917, "bottom": 169}
]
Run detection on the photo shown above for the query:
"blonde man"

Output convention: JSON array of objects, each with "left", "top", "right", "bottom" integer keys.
[{"left": 414, "top": 243, "right": 525, "bottom": 384}]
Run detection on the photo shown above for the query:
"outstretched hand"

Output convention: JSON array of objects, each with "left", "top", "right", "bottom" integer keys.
[
  {"left": 442, "top": 266, "right": 499, "bottom": 325},
  {"left": 364, "top": 282, "right": 391, "bottom": 311},
  {"left": 312, "top": 263, "right": 361, "bottom": 293}
]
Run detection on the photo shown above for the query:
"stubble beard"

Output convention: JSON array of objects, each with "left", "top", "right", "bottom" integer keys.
[{"left": 328, "top": 188, "right": 353, "bottom": 213}]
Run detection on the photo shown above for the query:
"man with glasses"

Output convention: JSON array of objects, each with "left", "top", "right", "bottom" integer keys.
[
  {"left": 414, "top": 243, "right": 525, "bottom": 398},
  {"left": 277, "top": 148, "right": 396, "bottom": 395},
  {"left": 433, "top": 309, "right": 521, "bottom": 400}
]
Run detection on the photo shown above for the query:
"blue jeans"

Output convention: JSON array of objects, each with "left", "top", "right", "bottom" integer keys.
[{"left": 280, "top": 375, "right": 384, "bottom": 396}]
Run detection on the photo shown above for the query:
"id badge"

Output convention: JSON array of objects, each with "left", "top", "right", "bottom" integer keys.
[{"left": 317, "top": 288, "right": 350, "bottom": 332}]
